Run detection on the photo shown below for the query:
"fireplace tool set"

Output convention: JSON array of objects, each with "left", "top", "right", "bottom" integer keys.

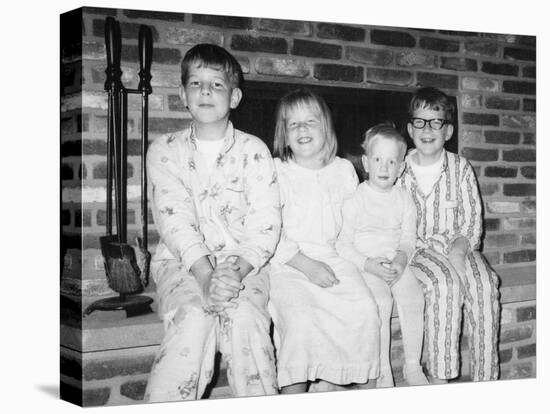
[{"left": 84, "top": 17, "right": 154, "bottom": 317}]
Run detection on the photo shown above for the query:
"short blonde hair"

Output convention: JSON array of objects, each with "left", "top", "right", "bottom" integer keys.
[
  {"left": 273, "top": 89, "right": 337, "bottom": 165},
  {"left": 362, "top": 122, "right": 407, "bottom": 161}
]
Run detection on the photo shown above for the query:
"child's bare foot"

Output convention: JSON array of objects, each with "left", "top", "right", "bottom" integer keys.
[
  {"left": 403, "top": 364, "right": 429, "bottom": 386},
  {"left": 376, "top": 367, "right": 394, "bottom": 388},
  {"left": 428, "top": 376, "right": 449, "bottom": 385}
]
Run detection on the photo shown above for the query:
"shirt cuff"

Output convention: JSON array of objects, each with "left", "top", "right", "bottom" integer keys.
[{"left": 181, "top": 243, "right": 212, "bottom": 272}]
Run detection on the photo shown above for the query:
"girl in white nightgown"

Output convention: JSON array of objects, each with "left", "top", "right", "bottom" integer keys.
[{"left": 268, "top": 89, "right": 380, "bottom": 393}]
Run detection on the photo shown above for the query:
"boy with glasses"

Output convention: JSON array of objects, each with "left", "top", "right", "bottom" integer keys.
[{"left": 398, "top": 87, "right": 500, "bottom": 384}]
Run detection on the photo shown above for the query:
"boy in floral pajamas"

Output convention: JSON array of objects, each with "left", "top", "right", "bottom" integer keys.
[
  {"left": 144, "top": 44, "right": 281, "bottom": 402},
  {"left": 398, "top": 87, "right": 500, "bottom": 383}
]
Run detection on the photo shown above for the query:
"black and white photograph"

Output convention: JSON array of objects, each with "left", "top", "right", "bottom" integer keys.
[{"left": 4, "top": 0, "right": 547, "bottom": 413}]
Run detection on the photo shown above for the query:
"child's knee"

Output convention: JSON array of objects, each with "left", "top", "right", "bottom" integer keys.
[{"left": 230, "top": 300, "right": 270, "bottom": 332}]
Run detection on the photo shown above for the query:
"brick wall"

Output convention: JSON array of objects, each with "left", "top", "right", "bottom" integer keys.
[{"left": 61, "top": 7, "right": 536, "bottom": 297}]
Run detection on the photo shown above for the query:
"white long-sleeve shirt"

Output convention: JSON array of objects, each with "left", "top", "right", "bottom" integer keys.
[{"left": 336, "top": 182, "right": 417, "bottom": 271}]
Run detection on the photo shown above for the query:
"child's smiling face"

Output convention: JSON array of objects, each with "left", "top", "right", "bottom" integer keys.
[
  {"left": 407, "top": 106, "right": 453, "bottom": 164},
  {"left": 362, "top": 137, "right": 404, "bottom": 192},
  {"left": 180, "top": 62, "right": 241, "bottom": 128},
  {"left": 285, "top": 105, "right": 327, "bottom": 165}
]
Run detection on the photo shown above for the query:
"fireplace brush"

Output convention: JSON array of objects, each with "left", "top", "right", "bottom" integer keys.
[{"left": 84, "top": 17, "right": 153, "bottom": 317}]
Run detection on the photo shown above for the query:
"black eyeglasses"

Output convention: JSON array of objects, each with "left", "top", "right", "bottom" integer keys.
[{"left": 409, "top": 118, "right": 449, "bottom": 131}]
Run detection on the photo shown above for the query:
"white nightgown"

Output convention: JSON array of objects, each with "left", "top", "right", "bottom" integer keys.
[{"left": 269, "top": 156, "right": 380, "bottom": 387}]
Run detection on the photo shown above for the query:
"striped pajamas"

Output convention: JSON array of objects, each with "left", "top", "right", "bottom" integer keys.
[{"left": 399, "top": 150, "right": 500, "bottom": 381}]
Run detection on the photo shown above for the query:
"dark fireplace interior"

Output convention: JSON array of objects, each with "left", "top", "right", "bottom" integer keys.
[{"left": 232, "top": 81, "right": 458, "bottom": 178}]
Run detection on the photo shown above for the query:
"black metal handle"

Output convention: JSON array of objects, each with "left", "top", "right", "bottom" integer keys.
[
  {"left": 104, "top": 17, "right": 122, "bottom": 92},
  {"left": 138, "top": 25, "right": 153, "bottom": 94}
]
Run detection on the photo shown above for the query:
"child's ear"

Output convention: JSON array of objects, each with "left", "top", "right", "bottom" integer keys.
[
  {"left": 230, "top": 88, "right": 242, "bottom": 109},
  {"left": 398, "top": 161, "right": 406, "bottom": 177},
  {"left": 444, "top": 123, "right": 454, "bottom": 142},
  {"left": 361, "top": 155, "right": 369, "bottom": 173},
  {"left": 406, "top": 122, "right": 414, "bottom": 138},
  {"left": 179, "top": 86, "right": 188, "bottom": 108}
]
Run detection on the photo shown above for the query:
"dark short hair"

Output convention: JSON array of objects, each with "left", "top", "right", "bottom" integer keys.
[
  {"left": 180, "top": 44, "right": 243, "bottom": 88},
  {"left": 408, "top": 86, "right": 455, "bottom": 123}
]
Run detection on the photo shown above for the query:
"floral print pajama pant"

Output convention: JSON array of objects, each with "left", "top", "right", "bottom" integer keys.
[{"left": 144, "top": 260, "right": 278, "bottom": 402}]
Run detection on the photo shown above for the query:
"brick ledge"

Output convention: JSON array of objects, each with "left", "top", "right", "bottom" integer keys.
[{"left": 61, "top": 264, "right": 535, "bottom": 353}]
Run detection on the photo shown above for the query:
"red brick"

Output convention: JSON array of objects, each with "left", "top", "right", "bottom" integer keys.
[
  {"left": 149, "top": 117, "right": 188, "bottom": 133},
  {"left": 461, "top": 130, "right": 483, "bottom": 145},
  {"left": 485, "top": 96, "right": 520, "bottom": 111},
  {"left": 485, "top": 233, "right": 519, "bottom": 248},
  {"left": 192, "top": 14, "right": 252, "bottom": 30},
  {"left": 122, "top": 9, "right": 186, "bottom": 21},
  {"left": 484, "top": 166, "right": 517, "bottom": 178},
  {"left": 371, "top": 30, "right": 415, "bottom": 47},
  {"left": 62, "top": 163, "right": 74, "bottom": 180},
  {"left": 502, "top": 115, "right": 535, "bottom": 130},
  {"left": 504, "top": 249, "right": 536, "bottom": 263},
  {"left": 462, "top": 147, "right": 498, "bottom": 161},
  {"left": 83, "top": 387, "right": 111, "bottom": 407},
  {"left": 481, "top": 62, "right": 519, "bottom": 76},
  {"left": 84, "top": 354, "right": 155, "bottom": 381},
  {"left": 462, "top": 113, "right": 499, "bottom": 126},
  {"left": 419, "top": 36, "right": 459, "bottom": 52},
  {"left": 462, "top": 77, "right": 499, "bottom": 92},
  {"left": 502, "top": 217, "right": 536, "bottom": 231},
  {"left": 523, "top": 133, "right": 535, "bottom": 145},
  {"left": 255, "top": 57, "right": 310, "bottom": 78},
  {"left": 461, "top": 94, "right": 481, "bottom": 109},
  {"left": 520, "top": 166, "right": 536, "bottom": 179},
  {"left": 313, "top": 64, "right": 363, "bottom": 83},
  {"left": 517, "top": 344, "right": 536, "bottom": 359},
  {"left": 521, "top": 200, "right": 536, "bottom": 213},
  {"left": 165, "top": 27, "right": 224, "bottom": 46},
  {"left": 521, "top": 233, "right": 536, "bottom": 245},
  {"left": 231, "top": 35, "right": 287, "bottom": 54},
  {"left": 522, "top": 66, "right": 536, "bottom": 79},
  {"left": 440, "top": 57, "right": 477, "bottom": 72},
  {"left": 504, "top": 47, "right": 536, "bottom": 62},
  {"left": 168, "top": 94, "right": 185, "bottom": 112},
  {"left": 516, "top": 306, "right": 536, "bottom": 322},
  {"left": 484, "top": 251, "right": 500, "bottom": 266},
  {"left": 484, "top": 130, "right": 520, "bottom": 145},
  {"left": 484, "top": 218, "right": 500, "bottom": 231},
  {"left": 395, "top": 52, "right": 436, "bottom": 68},
  {"left": 500, "top": 362, "right": 534, "bottom": 380},
  {"left": 120, "top": 379, "right": 147, "bottom": 401},
  {"left": 523, "top": 98, "right": 536, "bottom": 112},
  {"left": 503, "top": 149, "right": 536, "bottom": 162},
  {"left": 417, "top": 72, "right": 458, "bottom": 90},
  {"left": 347, "top": 46, "right": 393, "bottom": 66},
  {"left": 93, "top": 161, "right": 134, "bottom": 179},
  {"left": 503, "top": 184, "right": 536, "bottom": 196},
  {"left": 367, "top": 68, "right": 413, "bottom": 86},
  {"left": 92, "top": 19, "right": 160, "bottom": 42},
  {"left": 257, "top": 19, "right": 312, "bottom": 35},
  {"left": 500, "top": 324, "right": 533, "bottom": 344},
  {"left": 465, "top": 40, "right": 499, "bottom": 57},
  {"left": 502, "top": 80, "right": 535, "bottom": 95},
  {"left": 316, "top": 23, "right": 365, "bottom": 42},
  {"left": 480, "top": 183, "right": 499, "bottom": 196},
  {"left": 122, "top": 44, "right": 181, "bottom": 65},
  {"left": 292, "top": 39, "right": 341, "bottom": 59},
  {"left": 499, "top": 348, "right": 513, "bottom": 364}
]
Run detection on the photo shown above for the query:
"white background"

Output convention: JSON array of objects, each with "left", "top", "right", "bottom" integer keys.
[{"left": 1, "top": 0, "right": 546, "bottom": 413}]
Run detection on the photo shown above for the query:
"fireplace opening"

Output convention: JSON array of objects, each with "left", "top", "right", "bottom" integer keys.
[{"left": 232, "top": 80, "right": 458, "bottom": 179}]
